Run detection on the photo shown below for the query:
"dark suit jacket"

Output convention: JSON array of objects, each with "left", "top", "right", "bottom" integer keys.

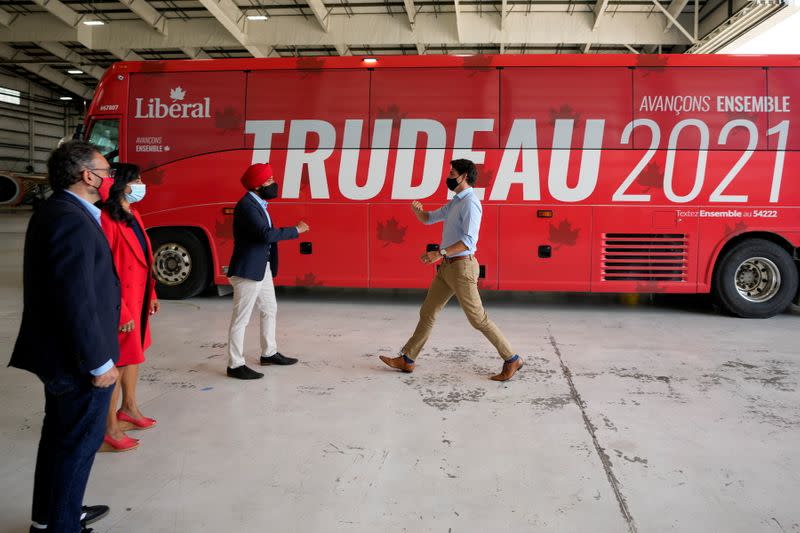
[
  {"left": 10, "top": 190, "right": 121, "bottom": 383},
  {"left": 226, "top": 193, "right": 299, "bottom": 281}
]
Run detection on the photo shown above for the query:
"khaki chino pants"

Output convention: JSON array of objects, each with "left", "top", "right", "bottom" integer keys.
[{"left": 401, "top": 256, "right": 515, "bottom": 361}]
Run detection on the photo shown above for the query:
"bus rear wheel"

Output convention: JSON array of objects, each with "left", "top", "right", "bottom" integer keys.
[
  {"left": 149, "top": 228, "right": 210, "bottom": 300},
  {"left": 713, "top": 238, "right": 798, "bottom": 318}
]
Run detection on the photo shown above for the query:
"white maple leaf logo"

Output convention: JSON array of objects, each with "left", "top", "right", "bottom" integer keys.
[{"left": 169, "top": 87, "right": 186, "bottom": 101}]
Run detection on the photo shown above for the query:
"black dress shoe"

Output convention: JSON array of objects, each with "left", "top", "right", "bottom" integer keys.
[
  {"left": 227, "top": 365, "right": 264, "bottom": 379},
  {"left": 260, "top": 352, "right": 298, "bottom": 366},
  {"left": 81, "top": 504, "right": 109, "bottom": 525}
]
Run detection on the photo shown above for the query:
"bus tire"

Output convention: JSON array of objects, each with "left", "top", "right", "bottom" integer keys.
[
  {"left": 712, "top": 238, "right": 798, "bottom": 318},
  {"left": 149, "top": 228, "right": 210, "bottom": 300}
]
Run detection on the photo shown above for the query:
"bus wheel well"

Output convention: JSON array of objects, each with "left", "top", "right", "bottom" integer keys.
[
  {"left": 714, "top": 232, "right": 797, "bottom": 274},
  {"left": 711, "top": 231, "right": 800, "bottom": 318}
]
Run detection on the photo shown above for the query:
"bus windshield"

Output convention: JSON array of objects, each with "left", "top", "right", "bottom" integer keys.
[{"left": 86, "top": 119, "right": 119, "bottom": 162}]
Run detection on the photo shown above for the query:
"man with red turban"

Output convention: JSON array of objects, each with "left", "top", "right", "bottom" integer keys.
[{"left": 225, "top": 163, "right": 310, "bottom": 380}]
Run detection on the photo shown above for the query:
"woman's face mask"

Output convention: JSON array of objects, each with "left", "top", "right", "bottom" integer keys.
[{"left": 125, "top": 183, "right": 146, "bottom": 203}]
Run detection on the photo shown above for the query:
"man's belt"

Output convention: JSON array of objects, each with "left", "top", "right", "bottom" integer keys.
[{"left": 443, "top": 254, "right": 473, "bottom": 264}]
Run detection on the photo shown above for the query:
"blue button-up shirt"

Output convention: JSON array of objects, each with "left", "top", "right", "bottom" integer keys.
[
  {"left": 65, "top": 190, "right": 113, "bottom": 377},
  {"left": 426, "top": 187, "right": 481, "bottom": 257},
  {"left": 249, "top": 191, "right": 272, "bottom": 227}
]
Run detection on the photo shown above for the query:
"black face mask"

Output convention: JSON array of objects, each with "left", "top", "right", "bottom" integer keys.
[
  {"left": 446, "top": 175, "right": 462, "bottom": 191},
  {"left": 258, "top": 183, "right": 279, "bottom": 200}
]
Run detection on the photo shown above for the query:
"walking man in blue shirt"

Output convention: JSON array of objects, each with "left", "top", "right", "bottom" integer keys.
[{"left": 380, "top": 159, "right": 524, "bottom": 381}]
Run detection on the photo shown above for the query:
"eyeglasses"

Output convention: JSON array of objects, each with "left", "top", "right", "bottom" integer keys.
[{"left": 88, "top": 167, "right": 116, "bottom": 178}]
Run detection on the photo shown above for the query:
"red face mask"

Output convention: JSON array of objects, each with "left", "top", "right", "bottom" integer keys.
[{"left": 89, "top": 172, "right": 114, "bottom": 202}]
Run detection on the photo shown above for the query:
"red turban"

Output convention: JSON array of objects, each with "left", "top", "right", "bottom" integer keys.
[{"left": 240, "top": 163, "right": 273, "bottom": 190}]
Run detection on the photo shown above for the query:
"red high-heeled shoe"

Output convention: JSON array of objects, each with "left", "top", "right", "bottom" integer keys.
[
  {"left": 99, "top": 433, "right": 139, "bottom": 453},
  {"left": 117, "top": 410, "right": 157, "bottom": 430}
]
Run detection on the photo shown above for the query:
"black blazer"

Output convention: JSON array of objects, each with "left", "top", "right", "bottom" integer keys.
[
  {"left": 226, "top": 193, "right": 299, "bottom": 281},
  {"left": 10, "top": 190, "right": 121, "bottom": 383}
]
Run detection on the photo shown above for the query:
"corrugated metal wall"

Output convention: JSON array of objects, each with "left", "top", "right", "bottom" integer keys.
[{"left": 0, "top": 71, "right": 85, "bottom": 174}]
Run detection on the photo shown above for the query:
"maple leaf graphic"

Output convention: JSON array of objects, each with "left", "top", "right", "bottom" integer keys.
[
  {"left": 215, "top": 217, "right": 233, "bottom": 241},
  {"left": 170, "top": 87, "right": 186, "bottom": 101},
  {"left": 377, "top": 104, "right": 408, "bottom": 131},
  {"left": 215, "top": 107, "right": 242, "bottom": 131},
  {"left": 376, "top": 217, "right": 407, "bottom": 247},
  {"left": 474, "top": 165, "right": 495, "bottom": 189},
  {"left": 637, "top": 162, "right": 663, "bottom": 190},
  {"left": 549, "top": 105, "right": 581, "bottom": 126},
  {"left": 295, "top": 273, "right": 323, "bottom": 286},
  {"left": 724, "top": 221, "right": 748, "bottom": 236},
  {"left": 549, "top": 220, "right": 580, "bottom": 247},
  {"left": 143, "top": 168, "right": 165, "bottom": 185}
]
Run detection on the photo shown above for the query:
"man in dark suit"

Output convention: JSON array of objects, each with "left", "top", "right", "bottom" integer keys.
[
  {"left": 226, "top": 163, "right": 309, "bottom": 380},
  {"left": 10, "top": 141, "right": 121, "bottom": 533}
]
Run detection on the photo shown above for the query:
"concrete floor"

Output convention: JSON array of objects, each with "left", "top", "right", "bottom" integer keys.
[{"left": 1, "top": 211, "right": 799, "bottom": 533}]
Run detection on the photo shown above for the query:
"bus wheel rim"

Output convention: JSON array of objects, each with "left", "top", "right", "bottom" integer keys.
[
  {"left": 734, "top": 256, "right": 781, "bottom": 303},
  {"left": 154, "top": 243, "right": 192, "bottom": 286}
]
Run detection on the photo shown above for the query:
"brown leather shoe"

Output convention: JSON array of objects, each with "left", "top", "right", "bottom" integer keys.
[
  {"left": 379, "top": 355, "right": 415, "bottom": 373},
  {"left": 490, "top": 357, "right": 524, "bottom": 381}
]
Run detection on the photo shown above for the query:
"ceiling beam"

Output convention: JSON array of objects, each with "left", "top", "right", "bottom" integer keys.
[
  {"left": 37, "top": 42, "right": 105, "bottom": 79},
  {"left": 120, "top": 0, "right": 167, "bottom": 35},
  {"left": 333, "top": 43, "right": 350, "bottom": 56},
  {"left": 662, "top": 0, "right": 691, "bottom": 30},
  {"left": 582, "top": 42, "right": 591, "bottom": 53},
  {"left": 454, "top": 0, "right": 463, "bottom": 42},
  {"left": 649, "top": 0, "right": 696, "bottom": 43},
  {"left": 592, "top": 0, "right": 610, "bottom": 30},
  {"left": 0, "top": 42, "right": 93, "bottom": 98},
  {"left": 0, "top": 12, "right": 693, "bottom": 48},
  {"left": 402, "top": 0, "right": 416, "bottom": 27},
  {"left": 197, "top": 0, "right": 272, "bottom": 57},
  {"left": 29, "top": 0, "right": 82, "bottom": 27},
  {"left": 305, "top": 0, "right": 331, "bottom": 31},
  {"left": 181, "top": 47, "right": 212, "bottom": 59},
  {"left": 109, "top": 49, "right": 144, "bottom": 61},
  {"left": 0, "top": 7, "right": 19, "bottom": 27}
]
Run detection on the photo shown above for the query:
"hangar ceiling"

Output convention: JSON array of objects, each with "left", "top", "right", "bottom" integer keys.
[{"left": 0, "top": 0, "right": 796, "bottom": 99}]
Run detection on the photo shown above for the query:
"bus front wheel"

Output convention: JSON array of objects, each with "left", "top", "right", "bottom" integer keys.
[
  {"left": 712, "top": 238, "right": 798, "bottom": 318},
  {"left": 149, "top": 228, "right": 210, "bottom": 300}
]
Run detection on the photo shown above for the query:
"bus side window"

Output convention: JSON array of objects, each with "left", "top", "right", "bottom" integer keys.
[{"left": 86, "top": 119, "right": 119, "bottom": 162}]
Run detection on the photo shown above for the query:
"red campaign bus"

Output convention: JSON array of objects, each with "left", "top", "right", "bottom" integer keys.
[{"left": 81, "top": 54, "right": 800, "bottom": 318}]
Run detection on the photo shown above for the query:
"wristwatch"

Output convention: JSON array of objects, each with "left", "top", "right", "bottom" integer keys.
[{"left": 440, "top": 248, "right": 447, "bottom": 257}]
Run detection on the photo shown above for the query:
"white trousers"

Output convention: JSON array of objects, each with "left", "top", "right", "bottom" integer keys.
[{"left": 227, "top": 263, "right": 278, "bottom": 369}]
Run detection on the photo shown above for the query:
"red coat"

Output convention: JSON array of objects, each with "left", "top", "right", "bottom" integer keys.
[{"left": 101, "top": 208, "right": 157, "bottom": 366}]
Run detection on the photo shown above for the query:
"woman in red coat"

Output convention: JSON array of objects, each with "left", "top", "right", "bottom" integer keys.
[{"left": 99, "top": 163, "right": 159, "bottom": 452}]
